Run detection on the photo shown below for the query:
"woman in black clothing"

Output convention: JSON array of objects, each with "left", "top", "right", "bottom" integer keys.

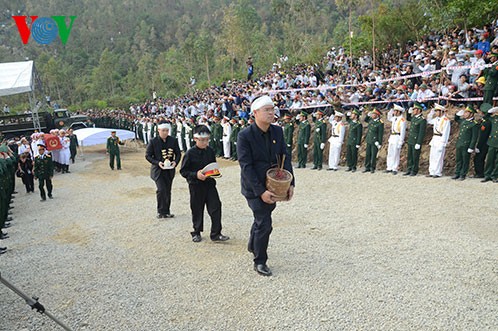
[{"left": 18, "top": 153, "right": 34, "bottom": 193}]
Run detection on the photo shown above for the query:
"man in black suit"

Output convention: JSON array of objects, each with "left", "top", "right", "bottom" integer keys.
[
  {"left": 237, "top": 95, "right": 295, "bottom": 276},
  {"left": 146, "top": 122, "right": 182, "bottom": 219}
]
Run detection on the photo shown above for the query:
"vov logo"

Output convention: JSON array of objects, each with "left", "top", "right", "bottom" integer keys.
[{"left": 12, "top": 16, "right": 77, "bottom": 45}]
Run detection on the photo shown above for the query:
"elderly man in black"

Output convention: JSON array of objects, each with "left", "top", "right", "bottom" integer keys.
[{"left": 146, "top": 122, "right": 181, "bottom": 219}]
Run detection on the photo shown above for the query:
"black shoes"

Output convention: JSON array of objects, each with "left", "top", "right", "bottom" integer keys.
[
  {"left": 345, "top": 168, "right": 352, "bottom": 172},
  {"left": 2, "top": 222, "right": 11, "bottom": 229},
  {"left": 157, "top": 213, "right": 175, "bottom": 219},
  {"left": 192, "top": 234, "right": 202, "bottom": 242},
  {"left": 403, "top": 172, "right": 411, "bottom": 176},
  {"left": 392, "top": 171, "right": 398, "bottom": 175},
  {"left": 211, "top": 234, "right": 230, "bottom": 242},
  {"left": 458, "top": 176, "right": 466, "bottom": 181},
  {"left": 254, "top": 264, "right": 272, "bottom": 276},
  {"left": 451, "top": 175, "right": 460, "bottom": 180},
  {"left": 409, "top": 172, "right": 417, "bottom": 176},
  {"left": 362, "top": 169, "right": 370, "bottom": 173},
  {"left": 481, "top": 178, "right": 492, "bottom": 183}
]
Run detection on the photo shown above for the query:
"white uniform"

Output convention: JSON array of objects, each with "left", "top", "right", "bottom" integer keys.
[
  {"left": 222, "top": 121, "right": 232, "bottom": 158},
  {"left": 327, "top": 118, "right": 345, "bottom": 170},
  {"left": 427, "top": 111, "right": 451, "bottom": 177},
  {"left": 184, "top": 123, "right": 192, "bottom": 150},
  {"left": 60, "top": 137, "right": 71, "bottom": 165},
  {"left": 386, "top": 110, "right": 407, "bottom": 172},
  {"left": 176, "top": 124, "right": 183, "bottom": 151}
]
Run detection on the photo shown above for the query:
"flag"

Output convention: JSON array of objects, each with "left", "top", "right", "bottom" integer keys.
[{"left": 44, "top": 134, "right": 62, "bottom": 151}]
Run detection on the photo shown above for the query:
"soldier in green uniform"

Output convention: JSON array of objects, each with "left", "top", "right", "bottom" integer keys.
[
  {"left": 34, "top": 144, "right": 54, "bottom": 201},
  {"left": 283, "top": 114, "right": 295, "bottom": 157},
  {"left": 474, "top": 104, "right": 493, "bottom": 178},
  {"left": 404, "top": 102, "right": 427, "bottom": 176},
  {"left": 68, "top": 128, "right": 79, "bottom": 163},
  {"left": 210, "top": 117, "right": 223, "bottom": 157},
  {"left": 106, "top": 130, "right": 124, "bottom": 170},
  {"left": 345, "top": 109, "right": 363, "bottom": 172},
  {"left": 312, "top": 110, "right": 327, "bottom": 170},
  {"left": 0, "top": 151, "right": 9, "bottom": 240},
  {"left": 229, "top": 117, "right": 240, "bottom": 160},
  {"left": 481, "top": 106, "right": 498, "bottom": 183},
  {"left": 452, "top": 105, "right": 479, "bottom": 180},
  {"left": 170, "top": 118, "right": 178, "bottom": 138},
  {"left": 363, "top": 109, "right": 384, "bottom": 173},
  {"left": 296, "top": 111, "right": 311, "bottom": 168},
  {"left": 483, "top": 53, "right": 498, "bottom": 105}
]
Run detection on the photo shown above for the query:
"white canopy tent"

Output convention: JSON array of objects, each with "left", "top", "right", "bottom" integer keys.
[
  {"left": 0, "top": 61, "right": 34, "bottom": 97},
  {"left": 74, "top": 128, "right": 135, "bottom": 147}
]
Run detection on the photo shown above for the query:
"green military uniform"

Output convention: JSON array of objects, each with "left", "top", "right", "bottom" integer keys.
[
  {"left": 405, "top": 108, "right": 427, "bottom": 176},
  {"left": 312, "top": 115, "right": 327, "bottom": 170},
  {"left": 107, "top": 134, "right": 124, "bottom": 170},
  {"left": 482, "top": 109, "right": 498, "bottom": 182},
  {"left": 229, "top": 120, "right": 240, "bottom": 160},
  {"left": 297, "top": 112, "right": 311, "bottom": 168},
  {"left": 364, "top": 111, "right": 384, "bottom": 172},
  {"left": 180, "top": 122, "right": 187, "bottom": 152},
  {"left": 150, "top": 122, "right": 157, "bottom": 139},
  {"left": 283, "top": 117, "right": 295, "bottom": 157},
  {"left": 69, "top": 133, "right": 78, "bottom": 163},
  {"left": 346, "top": 110, "right": 363, "bottom": 172},
  {"left": 453, "top": 108, "right": 478, "bottom": 180},
  {"left": 483, "top": 58, "right": 498, "bottom": 105},
  {"left": 171, "top": 122, "right": 178, "bottom": 138},
  {"left": 474, "top": 104, "right": 493, "bottom": 177},
  {"left": 34, "top": 152, "right": 54, "bottom": 201},
  {"left": 0, "top": 156, "right": 9, "bottom": 233},
  {"left": 210, "top": 120, "right": 223, "bottom": 157}
]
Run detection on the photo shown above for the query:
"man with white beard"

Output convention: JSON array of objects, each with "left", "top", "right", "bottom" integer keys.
[
  {"left": 327, "top": 112, "right": 345, "bottom": 171},
  {"left": 385, "top": 104, "right": 407, "bottom": 175},
  {"left": 221, "top": 116, "right": 232, "bottom": 159},
  {"left": 426, "top": 103, "right": 451, "bottom": 178}
]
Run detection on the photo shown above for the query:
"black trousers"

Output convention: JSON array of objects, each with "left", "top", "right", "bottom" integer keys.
[
  {"left": 38, "top": 178, "right": 53, "bottom": 199},
  {"left": 22, "top": 173, "right": 35, "bottom": 192},
  {"left": 155, "top": 175, "right": 173, "bottom": 215},
  {"left": 70, "top": 147, "right": 77, "bottom": 163},
  {"left": 189, "top": 183, "right": 222, "bottom": 238},
  {"left": 247, "top": 198, "right": 276, "bottom": 265}
]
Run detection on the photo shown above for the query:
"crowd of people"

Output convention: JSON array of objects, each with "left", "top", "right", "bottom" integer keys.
[
  {"left": 80, "top": 20, "right": 498, "bottom": 182},
  {"left": 2, "top": 20, "right": 498, "bottom": 269},
  {"left": 0, "top": 128, "right": 81, "bottom": 255}
]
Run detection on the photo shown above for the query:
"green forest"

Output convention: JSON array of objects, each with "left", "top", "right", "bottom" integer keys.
[{"left": 0, "top": 0, "right": 497, "bottom": 111}]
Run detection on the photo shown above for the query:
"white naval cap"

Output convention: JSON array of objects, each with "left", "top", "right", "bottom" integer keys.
[
  {"left": 393, "top": 104, "right": 405, "bottom": 112},
  {"left": 488, "top": 107, "right": 498, "bottom": 114},
  {"left": 433, "top": 103, "right": 446, "bottom": 111},
  {"left": 334, "top": 111, "right": 344, "bottom": 117}
]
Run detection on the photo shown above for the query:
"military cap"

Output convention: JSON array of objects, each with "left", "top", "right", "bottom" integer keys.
[
  {"left": 465, "top": 105, "right": 476, "bottom": 113},
  {"left": 413, "top": 102, "right": 424, "bottom": 110},
  {"left": 480, "top": 103, "right": 492, "bottom": 114}
]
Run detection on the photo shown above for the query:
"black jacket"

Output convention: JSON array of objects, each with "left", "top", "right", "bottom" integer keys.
[
  {"left": 237, "top": 123, "right": 294, "bottom": 199},
  {"left": 145, "top": 136, "right": 181, "bottom": 181}
]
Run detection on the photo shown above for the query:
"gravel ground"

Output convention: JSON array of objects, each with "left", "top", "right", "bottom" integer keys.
[{"left": 0, "top": 144, "right": 497, "bottom": 331}]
